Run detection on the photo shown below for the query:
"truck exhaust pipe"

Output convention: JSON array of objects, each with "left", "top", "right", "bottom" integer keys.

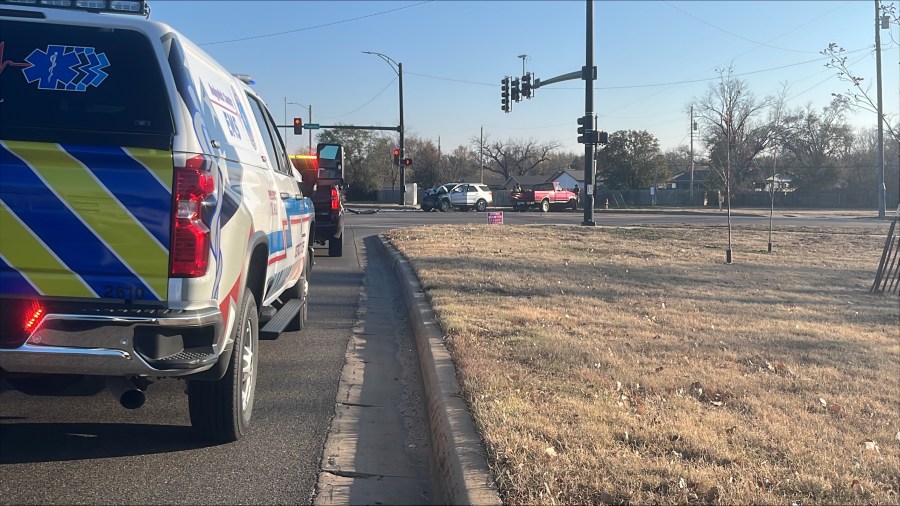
[{"left": 107, "top": 377, "right": 146, "bottom": 410}]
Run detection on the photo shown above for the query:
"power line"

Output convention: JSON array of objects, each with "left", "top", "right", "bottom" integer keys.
[
  {"left": 405, "top": 71, "right": 495, "bottom": 87},
  {"left": 320, "top": 76, "right": 398, "bottom": 119},
  {"left": 402, "top": 48, "right": 872, "bottom": 93},
  {"left": 198, "top": 1, "right": 432, "bottom": 46},
  {"left": 662, "top": 0, "right": 823, "bottom": 54}
]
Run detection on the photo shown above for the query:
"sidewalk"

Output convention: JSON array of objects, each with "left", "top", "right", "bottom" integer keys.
[{"left": 344, "top": 201, "right": 897, "bottom": 219}]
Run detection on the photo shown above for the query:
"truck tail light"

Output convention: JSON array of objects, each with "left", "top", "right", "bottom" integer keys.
[
  {"left": 0, "top": 300, "right": 45, "bottom": 349},
  {"left": 330, "top": 186, "right": 340, "bottom": 211},
  {"left": 23, "top": 302, "right": 45, "bottom": 334},
  {"left": 170, "top": 155, "right": 215, "bottom": 277}
]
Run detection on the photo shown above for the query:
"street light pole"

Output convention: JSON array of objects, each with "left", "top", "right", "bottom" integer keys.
[{"left": 363, "top": 51, "right": 405, "bottom": 205}]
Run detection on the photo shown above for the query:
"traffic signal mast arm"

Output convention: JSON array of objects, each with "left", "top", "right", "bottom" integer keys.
[{"left": 532, "top": 66, "right": 595, "bottom": 90}]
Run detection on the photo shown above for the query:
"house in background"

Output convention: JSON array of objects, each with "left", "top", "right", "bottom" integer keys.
[
  {"left": 668, "top": 169, "right": 711, "bottom": 192},
  {"left": 502, "top": 174, "right": 551, "bottom": 190},
  {"left": 502, "top": 170, "right": 584, "bottom": 192},
  {"left": 545, "top": 170, "right": 584, "bottom": 194},
  {"left": 754, "top": 172, "right": 795, "bottom": 192}
]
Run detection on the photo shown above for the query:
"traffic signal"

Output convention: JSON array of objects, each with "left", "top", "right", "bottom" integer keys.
[
  {"left": 521, "top": 73, "right": 532, "bottom": 99},
  {"left": 577, "top": 114, "right": 596, "bottom": 144},
  {"left": 403, "top": 158, "right": 412, "bottom": 166},
  {"left": 393, "top": 148, "right": 401, "bottom": 165},
  {"left": 511, "top": 77, "right": 521, "bottom": 102},
  {"left": 597, "top": 131, "right": 609, "bottom": 145},
  {"left": 501, "top": 77, "right": 510, "bottom": 113},
  {"left": 293, "top": 117, "right": 303, "bottom": 135}
]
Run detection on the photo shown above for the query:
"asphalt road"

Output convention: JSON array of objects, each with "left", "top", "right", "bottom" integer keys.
[
  {"left": 0, "top": 206, "right": 888, "bottom": 505},
  {"left": 0, "top": 228, "right": 376, "bottom": 505}
]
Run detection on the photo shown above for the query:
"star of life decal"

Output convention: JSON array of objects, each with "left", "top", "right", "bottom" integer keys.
[{"left": 22, "top": 45, "right": 110, "bottom": 91}]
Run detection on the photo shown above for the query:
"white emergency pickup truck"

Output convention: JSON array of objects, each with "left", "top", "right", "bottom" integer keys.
[{"left": 0, "top": 0, "right": 314, "bottom": 442}]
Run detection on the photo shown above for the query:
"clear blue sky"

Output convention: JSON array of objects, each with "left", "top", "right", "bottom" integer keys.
[{"left": 150, "top": 0, "right": 900, "bottom": 157}]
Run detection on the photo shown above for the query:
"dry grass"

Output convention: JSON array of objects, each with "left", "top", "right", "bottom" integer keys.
[{"left": 385, "top": 224, "right": 900, "bottom": 505}]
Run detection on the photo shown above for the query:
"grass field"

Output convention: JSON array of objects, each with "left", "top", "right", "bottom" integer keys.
[{"left": 385, "top": 223, "right": 899, "bottom": 505}]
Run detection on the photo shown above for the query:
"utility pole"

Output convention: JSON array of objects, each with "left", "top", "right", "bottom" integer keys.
[
  {"left": 875, "top": 0, "right": 886, "bottom": 218},
  {"left": 690, "top": 105, "right": 695, "bottom": 202},
  {"left": 480, "top": 126, "right": 484, "bottom": 184}
]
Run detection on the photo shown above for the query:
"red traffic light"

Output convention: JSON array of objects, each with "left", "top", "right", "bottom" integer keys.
[
  {"left": 393, "top": 149, "right": 400, "bottom": 156},
  {"left": 403, "top": 158, "right": 412, "bottom": 166},
  {"left": 293, "top": 117, "right": 303, "bottom": 135}
]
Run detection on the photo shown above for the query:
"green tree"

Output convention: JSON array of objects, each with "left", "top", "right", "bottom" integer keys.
[
  {"left": 316, "top": 128, "right": 392, "bottom": 199},
  {"left": 404, "top": 136, "right": 442, "bottom": 189},
  {"left": 597, "top": 130, "right": 669, "bottom": 190},
  {"left": 778, "top": 99, "right": 854, "bottom": 191},
  {"left": 443, "top": 145, "right": 479, "bottom": 186}
]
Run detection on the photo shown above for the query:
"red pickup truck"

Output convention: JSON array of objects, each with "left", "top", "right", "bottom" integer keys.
[{"left": 510, "top": 182, "right": 578, "bottom": 212}]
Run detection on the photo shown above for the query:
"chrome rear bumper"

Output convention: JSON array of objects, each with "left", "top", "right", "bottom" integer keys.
[{"left": 0, "top": 307, "right": 224, "bottom": 377}]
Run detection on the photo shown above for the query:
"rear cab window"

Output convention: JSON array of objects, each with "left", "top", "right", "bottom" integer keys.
[{"left": 0, "top": 18, "right": 174, "bottom": 149}]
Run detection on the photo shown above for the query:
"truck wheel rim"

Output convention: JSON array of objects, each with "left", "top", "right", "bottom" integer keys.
[{"left": 240, "top": 317, "right": 256, "bottom": 411}]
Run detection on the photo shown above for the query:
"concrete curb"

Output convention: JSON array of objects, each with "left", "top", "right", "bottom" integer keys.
[{"left": 376, "top": 235, "right": 501, "bottom": 506}]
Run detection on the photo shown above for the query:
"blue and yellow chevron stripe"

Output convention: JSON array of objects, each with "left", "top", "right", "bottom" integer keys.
[{"left": 0, "top": 141, "right": 173, "bottom": 301}]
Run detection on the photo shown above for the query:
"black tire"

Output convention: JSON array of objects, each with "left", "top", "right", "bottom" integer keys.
[
  {"left": 569, "top": 199, "right": 577, "bottom": 210},
  {"left": 328, "top": 235, "right": 343, "bottom": 257},
  {"left": 541, "top": 199, "right": 550, "bottom": 213},
  {"left": 475, "top": 199, "right": 487, "bottom": 212},
  {"left": 281, "top": 255, "right": 310, "bottom": 332},
  {"left": 188, "top": 290, "right": 258, "bottom": 443},
  {"left": 422, "top": 205, "right": 432, "bottom": 212},
  {"left": 439, "top": 200, "right": 451, "bottom": 212}
]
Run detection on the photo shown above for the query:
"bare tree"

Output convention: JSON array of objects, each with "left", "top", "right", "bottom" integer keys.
[
  {"left": 694, "top": 66, "right": 774, "bottom": 195},
  {"left": 472, "top": 134, "right": 560, "bottom": 181},
  {"left": 759, "top": 82, "right": 791, "bottom": 253},
  {"left": 694, "top": 67, "right": 772, "bottom": 264},
  {"left": 823, "top": 40, "right": 899, "bottom": 144}
]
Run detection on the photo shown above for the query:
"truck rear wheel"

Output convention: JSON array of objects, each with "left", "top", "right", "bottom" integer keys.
[
  {"left": 188, "top": 290, "right": 258, "bottom": 443},
  {"left": 281, "top": 256, "right": 310, "bottom": 332},
  {"left": 328, "top": 235, "right": 343, "bottom": 257},
  {"left": 541, "top": 199, "right": 550, "bottom": 213}
]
